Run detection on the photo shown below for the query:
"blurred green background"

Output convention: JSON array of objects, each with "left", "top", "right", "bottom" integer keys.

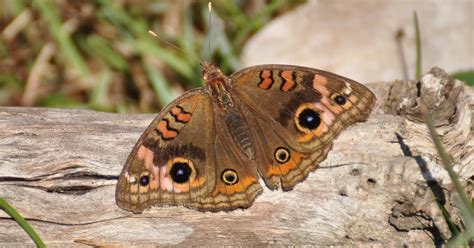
[
  {"left": 0, "top": 0, "right": 472, "bottom": 114},
  {"left": 0, "top": 0, "right": 304, "bottom": 113}
]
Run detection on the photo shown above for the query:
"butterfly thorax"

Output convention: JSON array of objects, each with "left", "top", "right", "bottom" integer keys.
[{"left": 202, "top": 62, "right": 234, "bottom": 109}]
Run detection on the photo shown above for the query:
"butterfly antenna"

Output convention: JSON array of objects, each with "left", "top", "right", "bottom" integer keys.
[
  {"left": 148, "top": 30, "right": 203, "bottom": 65},
  {"left": 207, "top": 2, "right": 212, "bottom": 61}
]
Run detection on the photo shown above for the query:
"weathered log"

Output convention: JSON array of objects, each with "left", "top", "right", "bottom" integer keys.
[{"left": 0, "top": 67, "right": 472, "bottom": 246}]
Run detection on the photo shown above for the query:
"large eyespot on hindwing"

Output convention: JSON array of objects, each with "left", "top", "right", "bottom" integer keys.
[
  {"left": 274, "top": 147, "right": 291, "bottom": 164},
  {"left": 295, "top": 104, "right": 321, "bottom": 133},
  {"left": 221, "top": 169, "right": 239, "bottom": 185},
  {"left": 168, "top": 157, "right": 196, "bottom": 184}
]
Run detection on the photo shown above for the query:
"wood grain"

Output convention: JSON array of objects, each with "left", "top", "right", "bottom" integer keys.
[{"left": 1, "top": 68, "right": 473, "bottom": 246}]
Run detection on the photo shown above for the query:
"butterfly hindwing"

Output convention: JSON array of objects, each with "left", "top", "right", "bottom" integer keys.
[{"left": 230, "top": 65, "right": 376, "bottom": 190}]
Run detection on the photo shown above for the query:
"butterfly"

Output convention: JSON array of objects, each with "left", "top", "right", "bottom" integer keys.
[{"left": 116, "top": 62, "right": 376, "bottom": 213}]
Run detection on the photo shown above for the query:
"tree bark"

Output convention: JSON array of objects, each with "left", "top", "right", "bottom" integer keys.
[{"left": 0, "top": 67, "right": 472, "bottom": 246}]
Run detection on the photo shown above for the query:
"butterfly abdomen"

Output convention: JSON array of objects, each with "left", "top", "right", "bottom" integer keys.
[{"left": 225, "top": 112, "right": 254, "bottom": 160}]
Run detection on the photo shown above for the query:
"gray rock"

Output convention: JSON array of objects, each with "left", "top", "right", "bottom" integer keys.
[{"left": 242, "top": 0, "right": 474, "bottom": 83}]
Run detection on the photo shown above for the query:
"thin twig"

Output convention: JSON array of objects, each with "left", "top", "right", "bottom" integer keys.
[
  {"left": 414, "top": 12, "right": 422, "bottom": 80},
  {"left": 395, "top": 29, "right": 409, "bottom": 81},
  {"left": 1, "top": 9, "right": 32, "bottom": 41},
  {"left": 22, "top": 43, "right": 56, "bottom": 106}
]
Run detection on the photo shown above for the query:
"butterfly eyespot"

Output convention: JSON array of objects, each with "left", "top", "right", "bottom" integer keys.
[
  {"left": 296, "top": 107, "right": 321, "bottom": 132},
  {"left": 170, "top": 161, "right": 192, "bottom": 184},
  {"left": 221, "top": 169, "right": 239, "bottom": 185},
  {"left": 332, "top": 94, "right": 347, "bottom": 105},
  {"left": 274, "top": 147, "right": 291, "bottom": 163},
  {"left": 139, "top": 175, "right": 150, "bottom": 186}
]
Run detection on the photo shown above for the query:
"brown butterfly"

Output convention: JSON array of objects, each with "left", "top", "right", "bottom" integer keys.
[{"left": 116, "top": 62, "right": 376, "bottom": 213}]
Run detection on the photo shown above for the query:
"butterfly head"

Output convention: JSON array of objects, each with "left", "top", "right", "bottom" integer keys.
[{"left": 201, "top": 62, "right": 225, "bottom": 84}]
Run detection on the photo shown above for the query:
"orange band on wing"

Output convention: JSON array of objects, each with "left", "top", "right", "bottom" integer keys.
[
  {"left": 314, "top": 74, "right": 328, "bottom": 85},
  {"left": 170, "top": 106, "right": 192, "bottom": 123},
  {"left": 297, "top": 132, "right": 315, "bottom": 142},
  {"left": 267, "top": 152, "right": 303, "bottom": 177},
  {"left": 280, "top": 70, "right": 296, "bottom": 92},
  {"left": 297, "top": 122, "right": 327, "bottom": 142},
  {"left": 258, "top": 70, "right": 273, "bottom": 90},
  {"left": 130, "top": 183, "right": 138, "bottom": 194},
  {"left": 136, "top": 145, "right": 160, "bottom": 190},
  {"left": 150, "top": 176, "right": 159, "bottom": 190},
  {"left": 212, "top": 176, "right": 257, "bottom": 196},
  {"left": 313, "top": 75, "right": 330, "bottom": 96},
  {"left": 137, "top": 145, "right": 155, "bottom": 171},
  {"left": 322, "top": 97, "right": 343, "bottom": 114},
  {"left": 156, "top": 119, "right": 178, "bottom": 140},
  {"left": 313, "top": 122, "right": 327, "bottom": 136},
  {"left": 177, "top": 113, "right": 191, "bottom": 122},
  {"left": 172, "top": 177, "right": 206, "bottom": 193},
  {"left": 170, "top": 106, "right": 181, "bottom": 115}
]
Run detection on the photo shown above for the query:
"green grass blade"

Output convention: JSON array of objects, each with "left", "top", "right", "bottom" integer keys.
[
  {"left": 33, "top": 1, "right": 89, "bottom": 77},
  {"left": 202, "top": 8, "right": 240, "bottom": 72},
  {"left": 452, "top": 70, "right": 474, "bottom": 86},
  {"left": 143, "top": 60, "right": 179, "bottom": 107},
  {"left": 216, "top": 32, "right": 241, "bottom": 71},
  {"left": 425, "top": 112, "right": 474, "bottom": 246},
  {"left": 89, "top": 70, "right": 112, "bottom": 111},
  {"left": 39, "top": 93, "right": 88, "bottom": 109},
  {"left": 414, "top": 11, "right": 422, "bottom": 80},
  {"left": 0, "top": 39, "right": 7, "bottom": 58},
  {"left": 447, "top": 227, "right": 474, "bottom": 248},
  {"left": 234, "top": 0, "right": 284, "bottom": 47},
  {"left": 137, "top": 39, "right": 194, "bottom": 79},
  {"left": 0, "top": 198, "right": 45, "bottom": 247},
  {"left": 5, "top": 0, "right": 28, "bottom": 15},
  {"left": 98, "top": 0, "right": 194, "bottom": 79},
  {"left": 82, "top": 35, "right": 128, "bottom": 72},
  {"left": 437, "top": 201, "right": 462, "bottom": 237},
  {"left": 425, "top": 113, "right": 474, "bottom": 218},
  {"left": 182, "top": 4, "right": 196, "bottom": 58},
  {"left": 97, "top": 0, "right": 145, "bottom": 38},
  {"left": 0, "top": 73, "right": 23, "bottom": 90},
  {"left": 219, "top": 0, "right": 248, "bottom": 27}
]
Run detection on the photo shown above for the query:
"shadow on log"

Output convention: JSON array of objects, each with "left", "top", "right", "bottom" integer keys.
[{"left": 0, "top": 67, "right": 473, "bottom": 246}]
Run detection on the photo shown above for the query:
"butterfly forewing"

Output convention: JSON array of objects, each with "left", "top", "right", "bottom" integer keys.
[{"left": 116, "top": 89, "right": 217, "bottom": 213}]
